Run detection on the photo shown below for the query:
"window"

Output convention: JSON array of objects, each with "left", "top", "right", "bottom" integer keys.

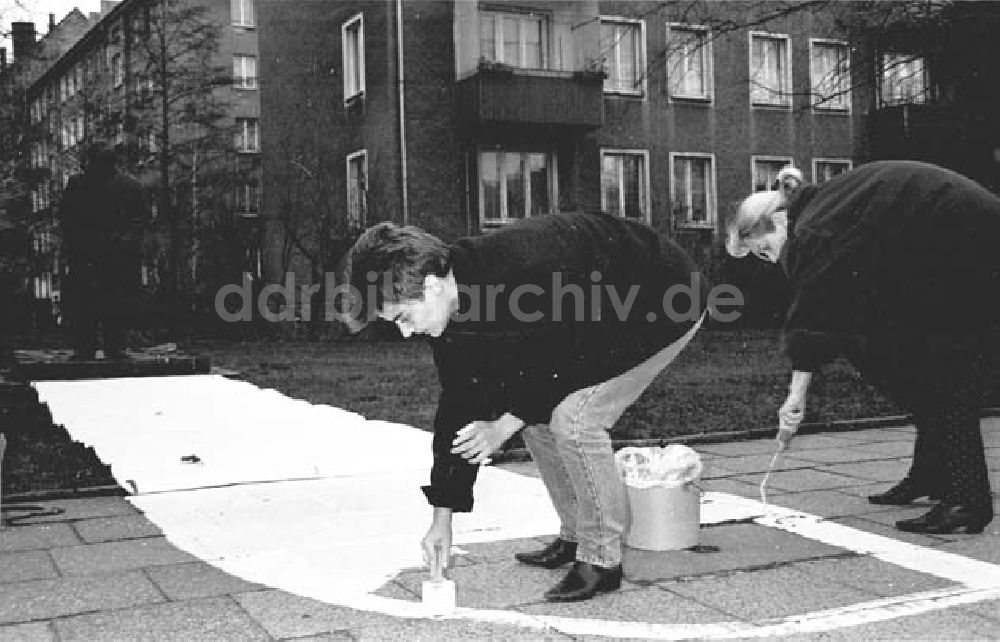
[
  {"left": 810, "top": 40, "right": 850, "bottom": 111},
  {"left": 881, "top": 53, "right": 927, "bottom": 105},
  {"left": 233, "top": 55, "right": 257, "bottom": 90},
  {"left": 750, "top": 32, "right": 790, "bottom": 107},
  {"left": 235, "top": 117, "right": 259, "bottom": 153},
  {"left": 670, "top": 153, "right": 716, "bottom": 227},
  {"left": 752, "top": 156, "right": 794, "bottom": 192},
  {"left": 600, "top": 18, "right": 645, "bottom": 96},
  {"left": 601, "top": 150, "right": 649, "bottom": 222},
  {"left": 231, "top": 0, "right": 254, "bottom": 28},
  {"left": 112, "top": 53, "right": 123, "bottom": 88},
  {"left": 347, "top": 150, "right": 368, "bottom": 228},
  {"left": 813, "top": 158, "right": 852, "bottom": 183},
  {"left": 479, "top": 10, "right": 547, "bottom": 69},
  {"left": 479, "top": 150, "right": 553, "bottom": 227},
  {"left": 237, "top": 180, "right": 260, "bottom": 215},
  {"left": 342, "top": 14, "right": 365, "bottom": 101},
  {"left": 666, "top": 24, "right": 711, "bottom": 101}
]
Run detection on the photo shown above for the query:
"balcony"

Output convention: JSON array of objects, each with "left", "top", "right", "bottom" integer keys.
[{"left": 456, "top": 66, "right": 604, "bottom": 130}]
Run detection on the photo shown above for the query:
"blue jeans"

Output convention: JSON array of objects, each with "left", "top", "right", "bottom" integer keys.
[{"left": 521, "top": 316, "right": 703, "bottom": 567}]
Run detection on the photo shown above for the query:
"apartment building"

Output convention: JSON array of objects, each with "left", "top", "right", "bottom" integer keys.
[
  {"left": 258, "top": 0, "right": 871, "bottom": 317},
  {"left": 21, "top": 0, "right": 261, "bottom": 319}
]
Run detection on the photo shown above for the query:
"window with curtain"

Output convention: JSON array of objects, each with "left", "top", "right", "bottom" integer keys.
[
  {"left": 881, "top": 53, "right": 927, "bottom": 105},
  {"left": 752, "top": 157, "right": 793, "bottom": 192},
  {"left": 601, "top": 151, "right": 648, "bottom": 221},
  {"left": 813, "top": 159, "right": 852, "bottom": 183},
  {"left": 479, "top": 10, "right": 546, "bottom": 69},
  {"left": 231, "top": 0, "right": 254, "bottom": 27},
  {"left": 667, "top": 25, "right": 711, "bottom": 100},
  {"left": 342, "top": 14, "right": 365, "bottom": 100},
  {"left": 479, "top": 150, "right": 552, "bottom": 227},
  {"left": 233, "top": 55, "right": 257, "bottom": 90},
  {"left": 810, "top": 40, "right": 850, "bottom": 110},
  {"left": 347, "top": 150, "right": 368, "bottom": 228},
  {"left": 671, "top": 154, "right": 715, "bottom": 226},
  {"left": 600, "top": 19, "right": 644, "bottom": 96},
  {"left": 750, "top": 33, "right": 790, "bottom": 106}
]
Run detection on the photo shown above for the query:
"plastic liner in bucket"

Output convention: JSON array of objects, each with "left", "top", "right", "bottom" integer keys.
[{"left": 615, "top": 445, "right": 702, "bottom": 551}]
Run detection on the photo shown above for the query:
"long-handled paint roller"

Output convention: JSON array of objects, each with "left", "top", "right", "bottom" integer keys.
[
  {"left": 421, "top": 542, "right": 455, "bottom": 616},
  {"left": 760, "top": 416, "right": 800, "bottom": 508}
]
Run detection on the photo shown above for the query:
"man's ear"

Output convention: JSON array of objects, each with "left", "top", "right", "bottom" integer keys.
[{"left": 777, "top": 166, "right": 803, "bottom": 203}]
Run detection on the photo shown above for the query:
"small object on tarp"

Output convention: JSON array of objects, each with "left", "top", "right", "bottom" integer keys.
[
  {"left": 421, "top": 542, "right": 456, "bottom": 616},
  {"left": 180, "top": 454, "right": 202, "bottom": 464}
]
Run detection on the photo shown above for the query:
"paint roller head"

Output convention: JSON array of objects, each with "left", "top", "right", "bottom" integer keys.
[{"left": 422, "top": 542, "right": 455, "bottom": 615}]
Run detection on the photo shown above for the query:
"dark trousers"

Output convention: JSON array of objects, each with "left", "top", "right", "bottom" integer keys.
[
  {"left": 853, "top": 331, "right": 993, "bottom": 512},
  {"left": 64, "top": 255, "right": 140, "bottom": 358}
]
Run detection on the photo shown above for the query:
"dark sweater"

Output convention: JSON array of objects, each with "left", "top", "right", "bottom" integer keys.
[
  {"left": 423, "top": 212, "right": 708, "bottom": 511},
  {"left": 780, "top": 160, "right": 1000, "bottom": 372}
]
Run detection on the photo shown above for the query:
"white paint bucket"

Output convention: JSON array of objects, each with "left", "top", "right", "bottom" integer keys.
[{"left": 622, "top": 481, "right": 700, "bottom": 551}]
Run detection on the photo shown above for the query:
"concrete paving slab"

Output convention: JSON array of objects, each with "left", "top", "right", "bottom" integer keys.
[
  {"left": 791, "top": 556, "right": 955, "bottom": 598},
  {"left": 0, "top": 523, "right": 80, "bottom": 553},
  {"left": 49, "top": 537, "right": 197, "bottom": 575},
  {"left": 664, "top": 564, "right": 873, "bottom": 621},
  {"left": 232, "top": 589, "right": 415, "bottom": 638},
  {"left": 144, "top": 561, "right": 267, "bottom": 601},
  {"left": 937, "top": 534, "right": 1000, "bottom": 565},
  {"left": 389, "top": 561, "right": 564, "bottom": 609},
  {"left": 830, "top": 515, "right": 956, "bottom": 547},
  {"left": 52, "top": 596, "right": 270, "bottom": 642},
  {"left": 779, "top": 446, "right": 898, "bottom": 464},
  {"left": 517, "top": 583, "right": 732, "bottom": 624},
  {"left": 767, "top": 490, "right": 898, "bottom": 519},
  {"left": 709, "top": 454, "right": 813, "bottom": 475},
  {"left": 702, "top": 477, "right": 788, "bottom": 498},
  {"left": 0, "top": 621, "right": 55, "bottom": 641},
  {"left": 816, "top": 459, "right": 912, "bottom": 482},
  {"left": 284, "top": 633, "right": 353, "bottom": 641},
  {"left": 777, "top": 607, "right": 1000, "bottom": 640},
  {"left": 821, "top": 428, "right": 915, "bottom": 444},
  {"left": 837, "top": 440, "right": 915, "bottom": 458},
  {"left": 3, "top": 498, "right": 137, "bottom": 525},
  {"left": 0, "top": 571, "right": 163, "bottom": 624},
  {"left": 696, "top": 441, "right": 791, "bottom": 456},
  {"left": 72, "top": 515, "right": 163, "bottom": 543},
  {"left": 961, "top": 598, "right": 1000, "bottom": 625},
  {"left": 623, "top": 523, "right": 845, "bottom": 582},
  {"left": 457, "top": 536, "right": 552, "bottom": 565},
  {"left": 0, "top": 551, "right": 58, "bottom": 584},
  {"left": 733, "top": 469, "right": 858, "bottom": 492},
  {"left": 347, "top": 618, "right": 574, "bottom": 641}
]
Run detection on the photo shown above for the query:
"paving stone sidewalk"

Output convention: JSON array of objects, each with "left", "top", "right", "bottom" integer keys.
[{"left": 1, "top": 421, "right": 999, "bottom": 641}]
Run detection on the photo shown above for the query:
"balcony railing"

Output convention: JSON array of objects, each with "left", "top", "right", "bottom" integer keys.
[{"left": 456, "top": 66, "right": 604, "bottom": 129}]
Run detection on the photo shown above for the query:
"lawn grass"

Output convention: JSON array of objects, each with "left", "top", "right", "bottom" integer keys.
[{"left": 190, "top": 329, "right": 902, "bottom": 444}]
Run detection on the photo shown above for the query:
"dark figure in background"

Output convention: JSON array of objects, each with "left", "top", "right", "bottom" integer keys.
[
  {"left": 728, "top": 160, "right": 999, "bottom": 535},
  {"left": 60, "top": 142, "right": 149, "bottom": 360},
  {"left": 0, "top": 226, "right": 24, "bottom": 369}
]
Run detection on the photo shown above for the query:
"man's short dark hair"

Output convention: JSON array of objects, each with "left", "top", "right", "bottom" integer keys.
[
  {"left": 347, "top": 221, "right": 450, "bottom": 323},
  {"left": 84, "top": 140, "right": 118, "bottom": 173}
]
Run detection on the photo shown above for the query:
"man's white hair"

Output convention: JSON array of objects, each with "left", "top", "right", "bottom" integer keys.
[{"left": 725, "top": 166, "right": 803, "bottom": 258}]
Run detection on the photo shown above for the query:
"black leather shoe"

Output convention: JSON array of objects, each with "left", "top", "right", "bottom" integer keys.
[
  {"left": 896, "top": 501, "right": 993, "bottom": 534},
  {"left": 514, "top": 538, "right": 578, "bottom": 569},
  {"left": 544, "top": 561, "right": 622, "bottom": 602},
  {"left": 868, "top": 479, "right": 941, "bottom": 505}
]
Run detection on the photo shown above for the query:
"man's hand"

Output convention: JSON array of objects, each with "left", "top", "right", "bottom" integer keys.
[
  {"left": 451, "top": 413, "right": 524, "bottom": 465},
  {"left": 777, "top": 370, "right": 811, "bottom": 446},
  {"left": 422, "top": 508, "right": 453, "bottom": 573}
]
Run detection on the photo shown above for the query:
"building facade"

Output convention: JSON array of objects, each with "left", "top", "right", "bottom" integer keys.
[
  {"left": 258, "top": 0, "right": 877, "bottom": 324},
  {"left": 20, "top": 0, "right": 262, "bottom": 321}
]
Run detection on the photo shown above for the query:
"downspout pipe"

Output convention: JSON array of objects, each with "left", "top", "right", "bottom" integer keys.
[{"left": 396, "top": 0, "right": 409, "bottom": 225}]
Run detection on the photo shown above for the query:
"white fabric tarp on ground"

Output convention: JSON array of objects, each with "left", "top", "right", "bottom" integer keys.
[{"left": 33, "top": 375, "right": 763, "bottom": 601}]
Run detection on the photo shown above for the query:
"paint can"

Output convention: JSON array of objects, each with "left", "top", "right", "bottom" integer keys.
[
  {"left": 421, "top": 543, "right": 455, "bottom": 616},
  {"left": 616, "top": 445, "right": 701, "bottom": 550}
]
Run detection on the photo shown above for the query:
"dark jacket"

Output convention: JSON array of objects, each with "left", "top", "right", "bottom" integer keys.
[
  {"left": 61, "top": 170, "right": 147, "bottom": 271},
  {"left": 423, "top": 211, "right": 708, "bottom": 511},
  {"left": 780, "top": 160, "right": 1000, "bottom": 372}
]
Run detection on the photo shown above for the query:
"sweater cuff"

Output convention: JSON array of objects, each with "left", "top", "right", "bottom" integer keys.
[
  {"left": 421, "top": 484, "right": 473, "bottom": 513},
  {"left": 783, "top": 329, "right": 841, "bottom": 371}
]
